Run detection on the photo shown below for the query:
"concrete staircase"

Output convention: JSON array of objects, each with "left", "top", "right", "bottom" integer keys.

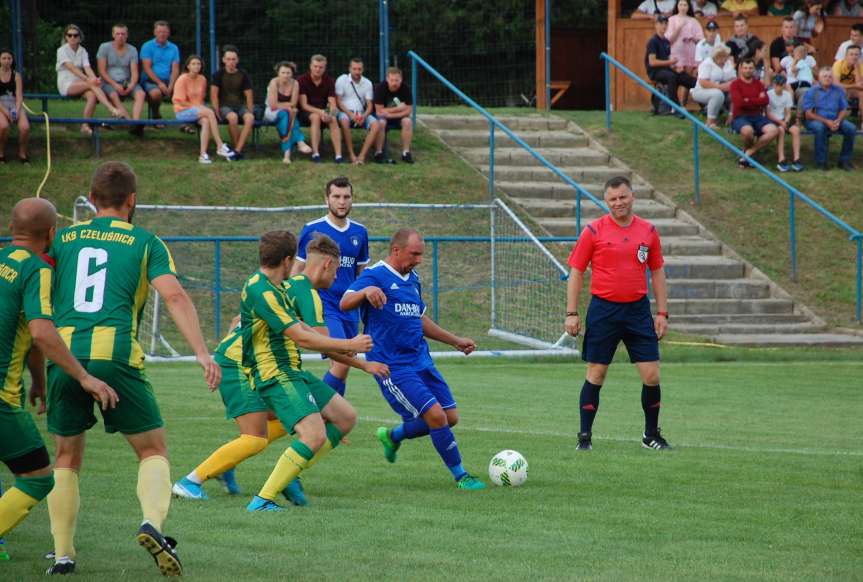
[{"left": 420, "top": 113, "right": 863, "bottom": 346}]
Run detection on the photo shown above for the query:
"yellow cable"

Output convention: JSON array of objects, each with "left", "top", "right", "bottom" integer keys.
[
  {"left": 666, "top": 340, "right": 729, "bottom": 349},
  {"left": 20, "top": 101, "right": 73, "bottom": 223}
]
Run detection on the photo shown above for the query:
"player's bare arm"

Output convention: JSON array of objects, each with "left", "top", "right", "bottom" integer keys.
[
  {"left": 565, "top": 267, "right": 585, "bottom": 336},
  {"left": 26, "top": 347, "right": 47, "bottom": 414},
  {"left": 421, "top": 315, "right": 476, "bottom": 355},
  {"left": 651, "top": 268, "right": 669, "bottom": 340},
  {"left": 284, "top": 322, "right": 372, "bottom": 354},
  {"left": 305, "top": 317, "right": 390, "bottom": 378},
  {"left": 340, "top": 286, "right": 386, "bottom": 310}
]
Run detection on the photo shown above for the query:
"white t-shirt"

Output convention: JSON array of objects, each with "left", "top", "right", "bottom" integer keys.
[
  {"left": 693, "top": 1, "right": 719, "bottom": 16},
  {"left": 767, "top": 88, "right": 793, "bottom": 120},
  {"left": 780, "top": 54, "right": 817, "bottom": 84},
  {"left": 835, "top": 40, "right": 861, "bottom": 62},
  {"left": 696, "top": 57, "right": 736, "bottom": 88},
  {"left": 695, "top": 35, "right": 724, "bottom": 64},
  {"left": 636, "top": 0, "right": 676, "bottom": 15},
  {"left": 335, "top": 74, "right": 374, "bottom": 114},
  {"left": 56, "top": 44, "right": 90, "bottom": 95}
]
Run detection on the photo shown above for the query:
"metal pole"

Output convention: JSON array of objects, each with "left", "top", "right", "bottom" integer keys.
[
  {"left": 213, "top": 240, "right": 222, "bottom": 340},
  {"left": 209, "top": 0, "right": 217, "bottom": 76},
  {"left": 490, "top": 207, "right": 496, "bottom": 328},
  {"left": 411, "top": 55, "right": 417, "bottom": 127},
  {"left": 544, "top": 0, "right": 551, "bottom": 111},
  {"left": 489, "top": 122, "right": 495, "bottom": 198},
  {"left": 195, "top": 0, "right": 202, "bottom": 57},
  {"left": 693, "top": 124, "right": 701, "bottom": 206},
  {"left": 378, "top": 0, "right": 385, "bottom": 81},
  {"left": 432, "top": 240, "right": 440, "bottom": 323},
  {"left": 383, "top": 0, "right": 390, "bottom": 73},
  {"left": 604, "top": 57, "right": 611, "bottom": 131},
  {"left": 856, "top": 237, "right": 862, "bottom": 323},
  {"left": 576, "top": 189, "right": 581, "bottom": 235},
  {"left": 13, "top": 0, "right": 24, "bottom": 81},
  {"left": 789, "top": 190, "right": 797, "bottom": 282}
]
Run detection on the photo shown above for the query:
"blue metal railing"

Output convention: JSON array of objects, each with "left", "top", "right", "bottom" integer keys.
[
  {"left": 602, "top": 52, "right": 863, "bottom": 323},
  {"left": 408, "top": 50, "right": 608, "bottom": 235}
]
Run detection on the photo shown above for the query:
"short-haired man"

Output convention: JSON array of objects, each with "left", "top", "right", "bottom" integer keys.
[
  {"left": 0, "top": 199, "right": 117, "bottom": 566},
  {"left": 726, "top": 15, "right": 762, "bottom": 62},
  {"left": 374, "top": 67, "right": 415, "bottom": 163},
  {"left": 210, "top": 45, "right": 255, "bottom": 159},
  {"left": 97, "top": 24, "right": 146, "bottom": 136},
  {"left": 834, "top": 23, "right": 863, "bottom": 61},
  {"left": 645, "top": 16, "right": 695, "bottom": 117},
  {"left": 802, "top": 67, "right": 857, "bottom": 171},
  {"left": 769, "top": 17, "right": 798, "bottom": 74},
  {"left": 341, "top": 228, "right": 486, "bottom": 490},
  {"left": 832, "top": 45, "right": 863, "bottom": 102},
  {"left": 730, "top": 59, "right": 779, "bottom": 168},
  {"left": 298, "top": 55, "right": 343, "bottom": 163},
  {"left": 695, "top": 20, "right": 723, "bottom": 66},
  {"left": 45, "top": 161, "right": 220, "bottom": 577},
  {"left": 335, "top": 58, "right": 382, "bottom": 164},
  {"left": 631, "top": 0, "right": 675, "bottom": 19},
  {"left": 140, "top": 21, "right": 180, "bottom": 124},
  {"left": 564, "top": 176, "right": 670, "bottom": 452},
  {"left": 292, "top": 177, "right": 370, "bottom": 397}
]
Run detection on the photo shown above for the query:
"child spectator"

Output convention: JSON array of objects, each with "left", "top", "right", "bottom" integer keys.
[
  {"left": 766, "top": 75, "right": 803, "bottom": 172},
  {"left": 781, "top": 43, "right": 816, "bottom": 92},
  {"left": 695, "top": 21, "right": 723, "bottom": 66}
]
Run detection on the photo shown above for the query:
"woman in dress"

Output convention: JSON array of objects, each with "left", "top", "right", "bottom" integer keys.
[{"left": 666, "top": 0, "right": 704, "bottom": 76}]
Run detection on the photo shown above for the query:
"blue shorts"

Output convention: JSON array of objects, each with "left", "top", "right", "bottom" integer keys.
[
  {"left": 175, "top": 108, "right": 200, "bottom": 123},
  {"left": 336, "top": 112, "right": 378, "bottom": 129},
  {"left": 142, "top": 79, "right": 168, "bottom": 94},
  {"left": 377, "top": 365, "right": 456, "bottom": 421},
  {"left": 325, "top": 310, "right": 359, "bottom": 339},
  {"left": 582, "top": 295, "right": 659, "bottom": 365},
  {"left": 731, "top": 115, "right": 773, "bottom": 136}
]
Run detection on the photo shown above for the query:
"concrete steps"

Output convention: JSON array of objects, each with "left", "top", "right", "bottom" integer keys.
[
  {"left": 501, "top": 182, "right": 655, "bottom": 200},
  {"left": 418, "top": 114, "right": 569, "bottom": 132},
  {"left": 541, "top": 217, "right": 700, "bottom": 237},
  {"left": 434, "top": 129, "right": 589, "bottom": 149},
  {"left": 511, "top": 197, "right": 672, "bottom": 218},
  {"left": 480, "top": 165, "right": 634, "bottom": 184},
  {"left": 461, "top": 147, "right": 610, "bottom": 167}
]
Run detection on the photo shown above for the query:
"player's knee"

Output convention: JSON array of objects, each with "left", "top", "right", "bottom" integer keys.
[
  {"left": 306, "top": 430, "right": 328, "bottom": 452},
  {"left": 423, "top": 406, "right": 448, "bottom": 429},
  {"left": 401, "top": 117, "right": 412, "bottom": 129},
  {"left": 445, "top": 408, "right": 459, "bottom": 427}
]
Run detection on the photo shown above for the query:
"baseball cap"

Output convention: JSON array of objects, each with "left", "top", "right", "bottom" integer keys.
[
  {"left": 706, "top": 21, "right": 719, "bottom": 30},
  {"left": 773, "top": 74, "right": 787, "bottom": 85},
  {"left": 655, "top": 14, "right": 669, "bottom": 23}
]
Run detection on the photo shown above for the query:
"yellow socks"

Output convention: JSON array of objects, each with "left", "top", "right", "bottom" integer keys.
[
  {"left": 192, "top": 435, "right": 268, "bottom": 482},
  {"left": 0, "top": 486, "right": 41, "bottom": 538},
  {"left": 47, "top": 468, "right": 79, "bottom": 560},
  {"left": 136, "top": 456, "right": 171, "bottom": 532},
  {"left": 306, "top": 423, "right": 344, "bottom": 470},
  {"left": 258, "top": 441, "right": 313, "bottom": 500},
  {"left": 267, "top": 419, "right": 288, "bottom": 443}
]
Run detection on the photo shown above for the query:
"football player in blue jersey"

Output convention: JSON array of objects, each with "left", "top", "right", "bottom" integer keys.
[
  {"left": 293, "top": 177, "right": 370, "bottom": 397},
  {"left": 340, "top": 228, "right": 486, "bottom": 490}
]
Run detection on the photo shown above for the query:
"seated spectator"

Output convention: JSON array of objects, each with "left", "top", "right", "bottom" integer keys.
[
  {"left": 802, "top": 67, "right": 856, "bottom": 170},
  {"left": 374, "top": 66, "right": 414, "bottom": 164},
  {"left": 726, "top": 15, "right": 762, "bottom": 62},
  {"left": 695, "top": 20, "right": 723, "bottom": 66},
  {"left": 692, "top": 0, "right": 719, "bottom": 17},
  {"left": 632, "top": 0, "right": 677, "bottom": 19},
  {"left": 0, "top": 48, "right": 29, "bottom": 162},
  {"left": 141, "top": 21, "right": 180, "bottom": 125},
  {"left": 298, "top": 54, "right": 343, "bottom": 163},
  {"left": 750, "top": 38, "right": 772, "bottom": 85},
  {"left": 97, "top": 23, "right": 145, "bottom": 137},
  {"left": 210, "top": 45, "right": 254, "bottom": 160},
  {"left": 691, "top": 45, "right": 736, "bottom": 127},
  {"left": 766, "top": 75, "right": 803, "bottom": 172},
  {"left": 781, "top": 44, "right": 817, "bottom": 93},
  {"left": 834, "top": 23, "right": 863, "bottom": 61},
  {"left": 834, "top": 0, "right": 863, "bottom": 16},
  {"left": 56, "top": 24, "right": 122, "bottom": 137},
  {"left": 832, "top": 45, "right": 863, "bottom": 104},
  {"left": 770, "top": 17, "right": 798, "bottom": 74},
  {"left": 793, "top": 1, "right": 825, "bottom": 45},
  {"left": 730, "top": 59, "right": 779, "bottom": 168},
  {"left": 767, "top": 0, "right": 795, "bottom": 16},
  {"left": 719, "top": 0, "right": 759, "bottom": 16},
  {"left": 172, "top": 55, "right": 236, "bottom": 164},
  {"left": 645, "top": 15, "right": 696, "bottom": 118},
  {"left": 666, "top": 0, "right": 704, "bottom": 76},
  {"left": 336, "top": 57, "right": 382, "bottom": 165},
  {"left": 264, "top": 61, "right": 312, "bottom": 164}
]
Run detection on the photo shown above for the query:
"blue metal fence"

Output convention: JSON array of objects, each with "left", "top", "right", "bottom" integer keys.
[{"left": 601, "top": 52, "right": 863, "bottom": 323}]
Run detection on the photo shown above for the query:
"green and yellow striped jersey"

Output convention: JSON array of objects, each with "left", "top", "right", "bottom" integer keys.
[
  {"left": 0, "top": 246, "right": 54, "bottom": 408},
  {"left": 283, "top": 274, "right": 326, "bottom": 329},
  {"left": 49, "top": 217, "right": 176, "bottom": 369},
  {"left": 214, "top": 326, "right": 242, "bottom": 364},
  {"left": 240, "top": 271, "right": 302, "bottom": 384}
]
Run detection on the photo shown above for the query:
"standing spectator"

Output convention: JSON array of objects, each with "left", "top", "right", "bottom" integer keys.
[
  {"left": 832, "top": 45, "right": 863, "bottom": 103},
  {"left": 767, "top": 0, "right": 795, "bottom": 16},
  {"left": 793, "top": 1, "right": 826, "bottom": 44},
  {"left": 666, "top": 0, "right": 704, "bottom": 76},
  {"left": 56, "top": 24, "right": 123, "bottom": 137},
  {"left": 264, "top": 61, "right": 312, "bottom": 165},
  {"left": 691, "top": 45, "right": 736, "bottom": 128},
  {"left": 692, "top": 0, "right": 719, "bottom": 17},
  {"left": 210, "top": 45, "right": 255, "bottom": 160},
  {"left": 298, "top": 55, "right": 343, "bottom": 163},
  {"left": 802, "top": 67, "right": 856, "bottom": 170},
  {"left": 834, "top": 23, "right": 863, "bottom": 61},
  {"left": 645, "top": 15, "right": 696, "bottom": 118},
  {"left": 374, "top": 67, "right": 415, "bottom": 164},
  {"left": 632, "top": 0, "right": 677, "bottom": 19},
  {"left": 730, "top": 59, "right": 779, "bottom": 168},
  {"left": 769, "top": 17, "right": 799, "bottom": 74},
  {"left": 97, "top": 24, "right": 146, "bottom": 137},
  {"left": 172, "top": 55, "right": 236, "bottom": 164},
  {"left": 719, "top": 0, "right": 759, "bottom": 16},
  {"left": 766, "top": 75, "right": 803, "bottom": 172},
  {"left": 140, "top": 21, "right": 180, "bottom": 126},
  {"left": 751, "top": 39, "right": 772, "bottom": 85},
  {"left": 336, "top": 58, "right": 382, "bottom": 165},
  {"left": 781, "top": 44, "right": 817, "bottom": 93},
  {"left": 0, "top": 48, "right": 29, "bottom": 162},
  {"left": 834, "top": 0, "right": 863, "bottom": 16},
  {"left": 695, "top": 21, "right": 723, "bottom": 66},
  {"left": 726, "top": 15, "right": 762, "bottom": 62}
]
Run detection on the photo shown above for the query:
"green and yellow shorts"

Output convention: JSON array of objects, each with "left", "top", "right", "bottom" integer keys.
[
  {"left": 216, "top": 355, "right": 268, "bottom": 419},
  {"left": 0, "top": 400, "right": 46, "bottom": 463},
  {"left": 256, "top": 370, "right": 336, "bottom": 433}
]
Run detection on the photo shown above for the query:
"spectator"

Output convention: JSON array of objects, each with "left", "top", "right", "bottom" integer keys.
[
  {"left": 730, "top": 59, "right": 779, "bottom": 168},
  {"left": 691, "top": 45, "right": 736, "bottom": 128},
  {"left": 264, "top": 61, "right": 312, "bottom": 165},
  {"left": 769, "top": 17, "right": 799, "bottom": 74},
  {"left": 719, "top": 0, "right": 759, "bottom": 16},
  {"left": 298, "top": 54, "right": 343, "bottom": 163},
  {"left": 781, "top": 44, "right": 817, "bottom": 93},
  {"left": 141, "top": 20, "right": 180, "bottom": 126},
  {"left": 766, "top": 75, "right": 803, "bottom": 172},
  {"left": 767, "top": 0, "right": 795, "bottom": 16},
  {"left": 666, "top": 0, "right": 704, "bottom": 76},
  {"left": 726, "top": 15, "right": 762, "bottom": 62},
  {"left": 692, "top": 0, "right": 719, "bottom": 17},
  {"left": 751, "top": 39, "right": 772, "bottom": 84},
  {"left": 210, "top": 45, "right": 255, "bottom": 160},
  {"left": 172, "top": 55, "right": 236, "bottom": 164},
  {"left": 632, "top": 0, "right": 677, "bottom": 19},
  {"left": 834, "top": 0, "right": 863, "bottom": 16},
  {"left": 336, "top": 57, "right": 382, "bottom": 165},
  {"left": 802, "top": 67, "right": 856, "bottom": 170},
  {"left": 793, "top": 1, "right": 826, "bottom": 44},
  {"left": 834, "top": 23, "right": 863, "bottom": 61},
  {"left": 0, "top": 48, "right": 29, "bottom": 162},
  {"left": 646, "top": 16, "right": 696, "bottom": 117},
  {"left": 695, "top": 20, "right": 723, "bottom": 65},
  {"left": 97, "top": 24, "right": 145, "bottom": 137},
  {"left": 374, "top": 66, "right": 415, "bottom": 164},
  {"left": 56, "top": 24, "right": 122, "bottom": 137},
  {"left": 832, "top": 45, "right": 863, "bottom": 103}
]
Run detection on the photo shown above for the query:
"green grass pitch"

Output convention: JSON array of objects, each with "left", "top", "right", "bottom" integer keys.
[{"left": 2, "top": 358, "right": 861, "bottom": 580}]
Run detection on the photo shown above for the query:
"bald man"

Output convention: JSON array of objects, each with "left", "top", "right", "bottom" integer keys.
[{"left": 0, "top": 198, "right": 117, "bottom": 559}]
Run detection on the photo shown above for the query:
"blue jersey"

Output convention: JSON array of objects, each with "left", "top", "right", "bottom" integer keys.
[
  {"left": 297, "top": 216, "right": 369, "bottom": 322},
  {"left": 346, "top": 260, "right": 432, "bottom": 369}
]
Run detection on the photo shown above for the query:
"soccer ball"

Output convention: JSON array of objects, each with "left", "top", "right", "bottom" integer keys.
[{"left": 488, "top": 450, "right": 528, "bottom": 487}]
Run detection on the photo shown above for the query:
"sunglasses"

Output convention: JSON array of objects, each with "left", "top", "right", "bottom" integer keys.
[{"left": 66, "top": 32, "right": 80, "bottom": 38}]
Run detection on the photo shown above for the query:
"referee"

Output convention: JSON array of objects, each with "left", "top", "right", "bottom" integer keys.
[{"left": 564, "top": 176, "right": 671, "bottom": 451}]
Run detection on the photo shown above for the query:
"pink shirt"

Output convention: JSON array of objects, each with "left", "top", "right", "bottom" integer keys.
[
  {"left": 172, "top": 73, "right": 207, "bottom": 112},
  {"left": 666, "top": 15, "right": 704, "bottom": 69}
]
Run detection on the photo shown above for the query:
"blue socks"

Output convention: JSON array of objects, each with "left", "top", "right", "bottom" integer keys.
[
  {"left": 391, "top": 418, "right": 430, "bottom": 443},
  {"left": 429, "top": 426, "right": 466, "bottom": 481},
  {"left": 322, "top": 372, "right": 346, "bottom": 396}
]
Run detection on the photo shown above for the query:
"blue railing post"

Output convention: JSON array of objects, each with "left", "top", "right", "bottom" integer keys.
[
  {"left": 576, "top": 189, "right": 582, "bottom": 235},
  {"left": 604, "top": 57, "right": 611, "bottom": 132},
  {"left": 488, "top": 122, "right": 495, "bottom": 198},
  {"left": 789, "top": 190, "right": 797, "bottom": 282},
  {"left": 432, "top": 240, "right": 440, "bottom": 322},
  {"left": 411, "top": 55, "right": 417, "bottom": 128},
  {"left": 856, "top": 236, "right": 862, "bottom": 323},
  {"left": 213, "top": 240, "right": 222, "bottom": 340},
  {"left": 13, "top": 0, "right": 24, "bottom": 80},
  {"left": 195, "top": 0, "right": 202, "bottom": 58},
  {"left": 383, "top": 0, "right": 390, "bottom": 71},
  {"left": 209, "top": 0, "right": 217, "bottom": 76},
  {"left": 693, "top": 124, "right": 701, "bottom": 206}
]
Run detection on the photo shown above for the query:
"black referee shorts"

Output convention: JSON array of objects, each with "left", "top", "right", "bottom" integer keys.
[{"left": 582, "top": 295, "right": 659, "bottom": 365}]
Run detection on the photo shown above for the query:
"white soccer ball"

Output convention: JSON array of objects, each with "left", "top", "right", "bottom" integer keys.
[{"left": 488, "top": 450, "right": 528, "bottom": 487}]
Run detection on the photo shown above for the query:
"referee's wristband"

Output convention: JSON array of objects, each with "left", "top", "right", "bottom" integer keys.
[
  {"left": 657, "top": 311, "right": 669, "bottom": 319},
  {"left": 566, "top": 311, "right": 579, "bottom": 317}
]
